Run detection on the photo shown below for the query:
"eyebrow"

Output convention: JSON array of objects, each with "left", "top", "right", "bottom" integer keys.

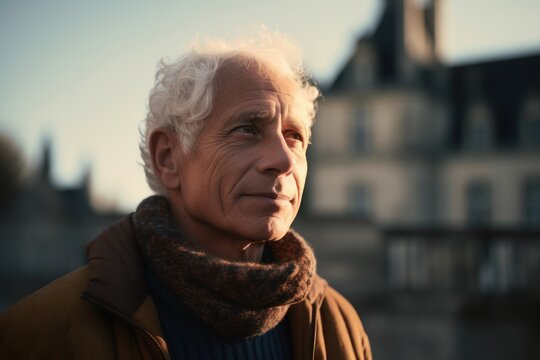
[
  {"left": 231, "top": 107, "right": 274, "bottom": 125},
  {"left": 247, "top": 109, "right": 270, "bottom": 120}
]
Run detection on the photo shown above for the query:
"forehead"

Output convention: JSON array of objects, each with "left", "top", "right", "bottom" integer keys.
[{"left": 212, "top": 57, "right": 301, "bottom": 115}]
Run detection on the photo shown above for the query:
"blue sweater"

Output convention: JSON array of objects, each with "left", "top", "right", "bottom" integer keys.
[{"left": 145, "top": 267, "right": 293, "bottom": 360}]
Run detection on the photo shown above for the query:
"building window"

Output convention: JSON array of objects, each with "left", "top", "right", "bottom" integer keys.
[
  {"left": 352, "top": 107, "right": 372, "bottom": 153},
  {"left": 519, "top": 95, "right": 540, "bottom": 148},
  {"left": 464, "top": 102, "right": 493, "bottom": 151},
  {"left": 524, "top": 179, "right": 540, "bottom": 227},
  {"left": 478, "top": 241, "right": 514, "bottom": 293},
  {"left": 401, "top": 99, "right": 425, "bottom": 150},
  {"left": 466, "top": 181, "right": 491, "bottom": 226},
  {"left": 349, "top": 183, "right": 373, "bottom": 218},
  {"left": 387, "top": 239, "right": 428, "bottom": 290}
]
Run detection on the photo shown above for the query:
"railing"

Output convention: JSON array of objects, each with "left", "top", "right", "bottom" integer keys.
[{"left": 383, "top": 227, "right": 540, "bottom": 293}]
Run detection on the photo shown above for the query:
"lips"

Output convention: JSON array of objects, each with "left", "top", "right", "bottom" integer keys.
[{"left": 244, "top": 192, "right": 293, "bottom": 202}]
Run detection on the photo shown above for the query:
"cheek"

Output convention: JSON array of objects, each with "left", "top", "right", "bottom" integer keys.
[
  {"left": 188, "top": 148, "right": 247, "bottom": 210},
  {"left": 295, "top": 161, "right": 308, "bottom": 192}
]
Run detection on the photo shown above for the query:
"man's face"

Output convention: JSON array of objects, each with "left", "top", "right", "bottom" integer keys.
[{"left": 174, "top": 58, "right": 310, "bottom": 243}]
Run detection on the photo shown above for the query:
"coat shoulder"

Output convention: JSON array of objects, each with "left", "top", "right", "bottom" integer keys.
[
  {"left": 0, "top": 266, "right": 114, "bottom": 358},
  {"left": 324, "top": 286, "right": 364, "bottom": 327},
  {"left": 319, "top": 286, "right": 373, "bottom": 360},
  {"left": 1, "top": 266, "right": 91, "bottom": 321}
]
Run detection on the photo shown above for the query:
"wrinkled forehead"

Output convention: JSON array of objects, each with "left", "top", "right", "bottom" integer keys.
[{"left": 213, "top": 56, "right": 308, "bottom": 120}]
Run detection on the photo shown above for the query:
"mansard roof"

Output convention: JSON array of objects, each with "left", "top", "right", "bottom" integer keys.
[
  {"left": 449, "top": 52, "right": 540, "bottom": 148},
  {"left": 329, "top": 0, "right": 400, "bottom": 93}
]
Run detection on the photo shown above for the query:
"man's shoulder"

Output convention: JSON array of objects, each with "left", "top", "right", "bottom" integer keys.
[
  {"left": 0, "top": 266, "right": 89, "bottom": 328},
  {"left": 321, "top": 285, "right": 368, "bottom": 328},
  {"left": 289, "top": 278, "right": 372, "bottom": 359},
  {"left": 0, "top": 266, "right": 113, "bottom": 357},
  {"left": 292, "top": 275, "right": 366, "bottom": 333},
  {"left": 303, "top": 275, "right": 362, "bottom": 323},
  {"left": 8, "top": 265, "right": 89, "bottom": 306},
  {"left": 1, "top": 214, "right": 135, "bottom": 321},
  {"left": 323, "top": 286, "right": 362, "bottom": 321},
  {"left": 319, "top": 284, "right": 372, "bottom": 359}
]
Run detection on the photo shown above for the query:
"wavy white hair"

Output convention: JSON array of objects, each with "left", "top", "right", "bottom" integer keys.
[{"left": 140, "top": 29, "right": 320, "bottom": 194}]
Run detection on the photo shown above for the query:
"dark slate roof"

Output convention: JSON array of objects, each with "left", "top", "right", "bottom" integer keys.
[
  {"left": 328, "top": 0, "right": 442, "bottom": 94},
  {"left": 449, "top": 52, "right": 540, "bottom": 149},
  {"left": 329, "top": 1, "right": 400, "bottom": 93},
  {"left": 370, "top": 0, "right": 400, "bottom": 82}
]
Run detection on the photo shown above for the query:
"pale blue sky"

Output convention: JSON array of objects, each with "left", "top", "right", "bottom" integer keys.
[{"left": 1, "top": 0, "right": 539, "bottom": 210}]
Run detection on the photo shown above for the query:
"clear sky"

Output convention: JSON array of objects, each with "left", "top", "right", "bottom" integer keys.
[{"left": 1, "top": 0, "right": 539, "bottom": 211}]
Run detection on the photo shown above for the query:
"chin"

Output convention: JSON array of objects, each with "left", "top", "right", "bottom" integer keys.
[{"left": 239, "top": 216, "right": 291, "bottom": 242}]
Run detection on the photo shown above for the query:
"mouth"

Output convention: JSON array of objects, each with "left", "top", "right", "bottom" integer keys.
[{"left": 244, "top": 192, "right": 293, "bottom": 202}]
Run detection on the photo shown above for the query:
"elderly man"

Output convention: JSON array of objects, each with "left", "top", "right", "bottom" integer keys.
[{"left": 0, "top": 32, "right": 372, "bottom": 359}]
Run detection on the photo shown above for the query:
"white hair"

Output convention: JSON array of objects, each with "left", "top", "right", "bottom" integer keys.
[{"left": 140, "top": 29, "right": 320, "bottom": 194}]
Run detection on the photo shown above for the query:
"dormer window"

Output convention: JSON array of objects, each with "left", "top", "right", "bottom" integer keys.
[{"left": 353, "top": 43, "right": 376, "bottom": 87}]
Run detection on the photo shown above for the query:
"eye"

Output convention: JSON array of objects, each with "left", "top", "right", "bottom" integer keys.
[
  {"left": 232, "top": 125, "right": 257, "bottom": 135},
  {"left": 291, "top": 132, "right": 303, "bottom": 141},
  {"left": 285, "top": 130, "right": 305, "bottom": 143}
]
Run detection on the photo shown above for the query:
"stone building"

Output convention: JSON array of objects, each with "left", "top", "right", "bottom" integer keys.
[
  {"left": 297, "top": 0, "right": 540, "bottom": 358},
  {"left": 309, "top": 0, "right": 540, "bottom": 229}
]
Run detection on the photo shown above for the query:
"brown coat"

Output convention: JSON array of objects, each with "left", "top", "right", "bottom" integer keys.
[{"left": 0, "top": 217, "right": 372, "bottom": 360}]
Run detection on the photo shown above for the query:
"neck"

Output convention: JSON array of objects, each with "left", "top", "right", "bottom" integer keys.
[{"left": 168, "top": 197, "right": 265, "bottom": 262}]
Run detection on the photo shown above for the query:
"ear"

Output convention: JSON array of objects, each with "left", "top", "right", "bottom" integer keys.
[{"left": 148, "top": 127, "right": 183, "bottom": 189}]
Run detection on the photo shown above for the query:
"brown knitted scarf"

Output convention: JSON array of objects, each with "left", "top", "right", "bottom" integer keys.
[{"left": 133, "top": 195, "right": 316, "bottom": 338}]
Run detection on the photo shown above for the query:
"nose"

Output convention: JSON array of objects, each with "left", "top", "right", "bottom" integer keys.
[{"left": 256, "top": 134, "right": 295, "bottom": 175}]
